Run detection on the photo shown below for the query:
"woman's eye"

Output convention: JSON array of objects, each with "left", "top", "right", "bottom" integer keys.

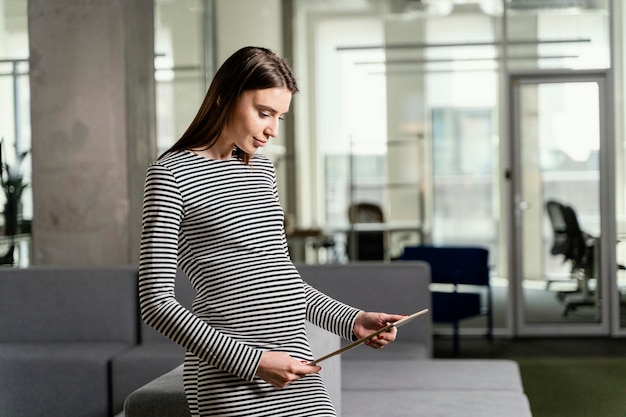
[{"left": 260, "top": 112, "right": 270, "bottom": 118}]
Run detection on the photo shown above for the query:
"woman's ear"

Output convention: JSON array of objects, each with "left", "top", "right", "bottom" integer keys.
[{"left": 216, "top": 96, "right": 221, "bottom": 106}]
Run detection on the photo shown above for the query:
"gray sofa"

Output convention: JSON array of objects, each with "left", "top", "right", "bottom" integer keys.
[
  {"left": 0, "top": 266, "right": 195, "bottom": 417},
  {"left": 121, "top": 263, "right": 532, "bottom": 417},
  {"left": 0, "top": 263, "right": 531, "bottom": 417}
]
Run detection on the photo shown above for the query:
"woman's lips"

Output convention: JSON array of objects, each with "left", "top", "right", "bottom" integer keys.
[{"left": 253, "top": 137, "right": 267, "bottom": 147}]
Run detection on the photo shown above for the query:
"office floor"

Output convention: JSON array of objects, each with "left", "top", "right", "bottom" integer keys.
[
  {"left": 433, "top": 334, "right": 626, "bottom": 359},
  {"left": 433, "top": 279, "right": 626, "bottom": 358},
  {"left": 445, "top": 272, "right": 626, "bottom": 333}
]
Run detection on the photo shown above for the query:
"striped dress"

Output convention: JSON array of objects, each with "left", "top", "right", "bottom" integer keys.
[{"left": 138, "top": 150, "right": 361, "bottom": 417}]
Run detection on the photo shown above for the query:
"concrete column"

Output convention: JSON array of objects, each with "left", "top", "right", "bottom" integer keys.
[{"left": 28, "top": 0, "right": 156, "bottom": 265}]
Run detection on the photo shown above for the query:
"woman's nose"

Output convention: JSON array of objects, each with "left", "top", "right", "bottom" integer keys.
[{"left": 265, "top": 118, "right": 280, "bottom": 139}]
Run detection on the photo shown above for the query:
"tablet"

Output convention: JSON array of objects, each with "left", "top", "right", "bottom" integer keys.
[{"left": 307, "top": 308, "right": 429, "bottom": 365}]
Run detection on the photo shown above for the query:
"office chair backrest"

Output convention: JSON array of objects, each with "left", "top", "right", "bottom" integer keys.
[
  {"left": 546, "top": 200, "right": 569, "bottom": 257},
  {"left": 546, "top": 200, "right": 590, "bottom": 268},
  {"left": 346, "top": 202, "right": 385, "bottom": 261},
  {"left": 348, "top": 202, "right": 384, "bottom": 223},
  {"left": 399, "top": 245, "right": 490, "bottom": 286}
]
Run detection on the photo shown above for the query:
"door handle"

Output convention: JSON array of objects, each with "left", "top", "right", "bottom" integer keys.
[{"left": 514, "top": 199, "right": 530, "bottom": 227}]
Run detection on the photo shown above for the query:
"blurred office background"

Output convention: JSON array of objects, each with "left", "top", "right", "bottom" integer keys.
[{"left": 2, "top": 0, "right": 626, "bottom": 340}]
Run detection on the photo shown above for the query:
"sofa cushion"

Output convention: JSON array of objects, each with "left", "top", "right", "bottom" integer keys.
[
  {"left": 340, "top": 340, "right": 430, "bottom": 361},
  {"left": 0, "top": 266, "right": 138, "bottom": 343},
  {"left": 123, "top": 365, "right": 191, "bottom": 417},
  {"left": 0, "top": 342, "right": 131, "bottom": 417},
  {"left": 342, "top": 390, "right": 532, "bottom": 417},
  {"left": 342, "top": 359, "right": 524, "bottom": 392},
  {"left": 111, "top": 343, "right": 186, "bottom": 414}
]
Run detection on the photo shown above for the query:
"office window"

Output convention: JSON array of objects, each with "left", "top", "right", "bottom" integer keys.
[
  {"left": 0, "top": 0, "right": 31, "bottom": 236},
  {"left": 154, "top": 0, "right": 212, "bottom": 154}
]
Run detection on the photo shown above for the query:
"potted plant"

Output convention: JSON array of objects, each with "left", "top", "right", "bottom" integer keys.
[{"left": 0, "top": 138, "right": 29, "bottom": 237}]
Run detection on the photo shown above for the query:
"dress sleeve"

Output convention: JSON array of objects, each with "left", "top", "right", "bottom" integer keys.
[
  {"left": 138, "top": 162, "right": 262, "bottom": 381},
  {"left": 304, "top": 282, "right": 362, "bottom": 341}
]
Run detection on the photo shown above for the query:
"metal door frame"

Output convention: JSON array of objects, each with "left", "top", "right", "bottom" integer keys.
[{"left": 507, "top": 69, "right": 617, "bottom": 336}]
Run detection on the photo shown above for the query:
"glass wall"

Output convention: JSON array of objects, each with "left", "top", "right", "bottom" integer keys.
[
  {"left": 2, "top": 0, "right": 625, "bottom": 334},
  {"left": 0, "top": 0, "right": 212, "bottom": 266},
  {"left": 293, "top": 0, "right": 617, "bottom": 336},
  {"left": 296, "top": 1, "right": 503, "bottom": 262},
  {"left": 154, "top": 0, "right": 212, "bottom": 155},
  {"left": 614, "top": 0, "right": 626, "bottom": 333},
  {"left": 0, "top": 0, "right": 30, "bottom": 266}
]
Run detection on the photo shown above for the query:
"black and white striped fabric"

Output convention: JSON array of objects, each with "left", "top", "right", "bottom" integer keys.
[{"left": 139, "top": 150, "right": 360, "bottom": 416}]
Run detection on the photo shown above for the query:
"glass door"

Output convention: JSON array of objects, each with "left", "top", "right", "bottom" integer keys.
[{"left": 509, "top": 71, "right": 617, "bottom": 336}]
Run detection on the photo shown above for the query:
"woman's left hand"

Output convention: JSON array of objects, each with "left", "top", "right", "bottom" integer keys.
[{"left": 352, "top": 311, "right": 407, "bottom": 349}]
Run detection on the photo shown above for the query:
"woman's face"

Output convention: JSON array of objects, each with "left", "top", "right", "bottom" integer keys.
[{"left": 220, "top": 87, "right": 292, "bottom": 155}]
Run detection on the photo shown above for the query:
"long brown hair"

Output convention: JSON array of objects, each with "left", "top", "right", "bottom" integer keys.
[{"left": 160, "top": 46, "right": 299, "bottom": 164}]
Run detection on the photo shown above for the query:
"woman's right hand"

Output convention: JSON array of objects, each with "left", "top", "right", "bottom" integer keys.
[{"left": 255, "top": 351, "right": 321, "bottom": 388}]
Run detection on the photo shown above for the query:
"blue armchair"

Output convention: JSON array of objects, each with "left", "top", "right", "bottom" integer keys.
[{"left": 399, "top": 245, "right": 493, "bottom": 354}]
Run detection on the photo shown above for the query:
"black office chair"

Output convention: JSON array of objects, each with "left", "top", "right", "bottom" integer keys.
[
  {"left": 346, "top": 202, "right": 385, "bottom": 261},
  {"left": 545, "top": 200, "right": 603, "bottom": 315},
  {"left": 545, "top": 200, "right": 596, "bottom": 288},
  {"left": 0, "top": 244, "right": 14, "bottom": 265},
  {"left": 548, "top": 200, "right": 626, "bottom": 316},
  {"left": 399, "top": 245, "right": 492, "bottom": 355}
]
